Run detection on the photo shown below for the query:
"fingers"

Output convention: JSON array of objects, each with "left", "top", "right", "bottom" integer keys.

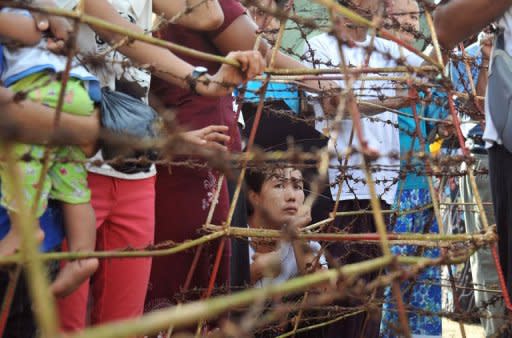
[
  {"left": 199, "top": 125, "right": 229, "bottom": 136},
  {"left": 34, "top": 14, "right": 50, "bottom": 31},
  {"left": 46, "top": 38, "right": 66, "bottom": 54},
  {"left": 204, "top": 141, "right": 228, "bottom": 152},
  {"left": 228, "top": 50, "right": 266, "bottom": 80},
  {"left": 183, "top": 125, "right": 230, "bottom": 152},
  {"left": 203, "top": 132, "right": 230, "bottom": 144},
  {"left": 50, "top": 17, "right": 71, "bottom": 42}
]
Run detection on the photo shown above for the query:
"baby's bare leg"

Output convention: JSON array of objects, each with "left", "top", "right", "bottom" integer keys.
[{"left": 51, "top": 203, "right": 98, "bottom": 298}]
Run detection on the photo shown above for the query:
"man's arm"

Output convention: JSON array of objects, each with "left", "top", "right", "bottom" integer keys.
[
  {"left": 153, "top": 0, "right": 224, "bottom": 31},
  {"left": 0, "top": 87, "right": 99, "bottom": 147},
  {"left": 212, "top": 15, "right": 337, "bottom": 91},
  {"left": 434, "top": 0, "right": 512, "bottom": 49},
  {"left": 476, "top": 35, "right": 493, "bottom": 98}
]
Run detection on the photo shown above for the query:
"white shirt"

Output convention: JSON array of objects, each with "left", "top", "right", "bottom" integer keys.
[
  {"left": 303, "top": 33, "right": 423, "bottom": 205},
  {"left": 249, "top": 240, "right": 328, "bottom": 288},
  {"left": 57, "top": 0, "right": 156, "bottom": 180},
  {"left": 484, "top": 6, "right": 512, "bottom": 147}
]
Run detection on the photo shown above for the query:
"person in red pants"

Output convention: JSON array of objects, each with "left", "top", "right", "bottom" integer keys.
[{"left": 54, "top": 0, "right": 265, "bottom": 332}]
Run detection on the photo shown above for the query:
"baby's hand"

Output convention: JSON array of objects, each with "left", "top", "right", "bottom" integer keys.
[{"left": 33, "top": 0, "right": 72, "bottom": 54}]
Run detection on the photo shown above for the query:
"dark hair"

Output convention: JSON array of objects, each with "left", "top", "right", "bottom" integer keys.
[{"left": 245, "top": 169, "right": 266, "bottom": 194}]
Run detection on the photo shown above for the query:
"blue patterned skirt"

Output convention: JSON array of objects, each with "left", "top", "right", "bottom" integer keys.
[{"left": 380, "top": 188, "right": 442, "bottom": 337}]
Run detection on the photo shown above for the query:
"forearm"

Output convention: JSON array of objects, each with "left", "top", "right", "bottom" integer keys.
[
  {"left": 434, "top": 0, "right": 512, "bottom": 49},
  {"left": 358, "top": 97, "right": 410, "bottom": 116},
  {"left": 0, "top": 12, "right": 41, "bottom": 45},
  {"left": 153, "top": 0, "right": 224, "bottom": 31},
  {"left": 476, "top": 61, "right": 489, "bottom": 98},
  {"left": 0, "top": 88, "right": 99, "bottom": 145},
  {"left": 320, "top": 95, "right": 408, "bottom": 118}
]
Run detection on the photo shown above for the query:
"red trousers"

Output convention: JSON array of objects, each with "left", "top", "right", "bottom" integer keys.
[
  {"left": 58, "top": 173, "right": 155, "bottom": 331},
  {"left": 145, "top": 165, "right": 230, "bottom": 312}
]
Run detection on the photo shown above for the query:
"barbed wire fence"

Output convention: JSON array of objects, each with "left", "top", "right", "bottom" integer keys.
[{"left": 0, "top": 0, "right": 507, "bottom": 337}]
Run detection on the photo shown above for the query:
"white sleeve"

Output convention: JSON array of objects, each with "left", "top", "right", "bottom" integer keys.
[
  {"left": 402, "top": 48, "right": 424, "bottom": 67},
  {"left": 309, "top": 241, "right": 328, "bottom": 268}
]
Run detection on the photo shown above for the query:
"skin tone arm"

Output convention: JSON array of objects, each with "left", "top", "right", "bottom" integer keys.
[
  {"left": 0, "top": 11, "right": 41, "bottom": 45},
  {"left": 476, "top": 35, "right": 493, "bottom": 98},
  {"left": 434, "top": 0, "right": 512, "bottom": 49},
  {"left": 153, "top": 0, "right": 224, "bottom": 31},
  {"left": 212, "top": 15, "right": 337, "bottom": 90},
  {"left": 81, "top": 1, "right": 265, "bottom": 97},
  {"left": 0, "top": 87, "right": 99, "bottom": 147}
]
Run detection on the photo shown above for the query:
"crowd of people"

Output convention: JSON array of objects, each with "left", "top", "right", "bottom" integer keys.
[{"left": 0, "top": 0, "right": 511, "bottom": 337}]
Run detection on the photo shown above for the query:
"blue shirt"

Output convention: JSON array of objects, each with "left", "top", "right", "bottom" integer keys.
[
  {"left": 0, "top": 195, "right": 64, "bottom": 252},
  {"left": 398, "top": 91, "right": 447, "bottom": 191},
  {"left": 239, "top": 80, "right": 300, "bottom": 114},
  {"left": 450, "top": 43, "right": 485, "bottom": 149},
  {"left": 451, "top": 43, "right": 482, "bottom": 94}
]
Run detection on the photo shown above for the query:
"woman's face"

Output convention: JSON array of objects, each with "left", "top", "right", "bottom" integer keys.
[{"left": 251, "top": 168, "right": 305, "bottom": 229}]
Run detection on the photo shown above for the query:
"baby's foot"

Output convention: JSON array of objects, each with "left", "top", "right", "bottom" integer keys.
[{"left": 51, "top": 257, "right": 98, "bottom": 298}]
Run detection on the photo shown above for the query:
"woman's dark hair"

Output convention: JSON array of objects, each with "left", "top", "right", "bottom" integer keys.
[{"left": 245, "top": 168, "right": 267, "bottom": 194}]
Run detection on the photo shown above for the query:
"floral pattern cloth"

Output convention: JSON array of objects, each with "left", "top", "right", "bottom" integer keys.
[{"left": 380, "top": 188, "right": 442, "bottom": 337}]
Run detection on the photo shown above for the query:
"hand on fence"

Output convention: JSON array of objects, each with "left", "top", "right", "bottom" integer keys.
[
  {"left": 198, "top": 51, "right": 266, "bottom": 97},
  {"left": 181, "top": 125, "right": 231, "bottom": 152}
]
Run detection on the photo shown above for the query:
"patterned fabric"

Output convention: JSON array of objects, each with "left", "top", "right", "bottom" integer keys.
[
  {"left": 380, "top": 188, "right": 442, "bottom": 338},
  {"left": 0, "top": 72, "right": 93, "bottom": 216}
]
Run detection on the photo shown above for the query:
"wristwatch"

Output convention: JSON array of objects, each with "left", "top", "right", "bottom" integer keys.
[{"left": 186, "top": 66, "right": 208, "bottom": 95}]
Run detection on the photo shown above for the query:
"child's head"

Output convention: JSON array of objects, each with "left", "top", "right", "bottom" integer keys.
[{"left": 246, "top": 166, "right": 305, "bottom": 230}]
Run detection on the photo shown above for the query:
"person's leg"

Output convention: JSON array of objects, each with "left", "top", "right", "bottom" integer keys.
[
  {"left": 57, "top": 172, "right": 114, "bottom": 332},
  {"left": 50, "top": 203, "right": 98, "bottom": 298},
  {"left": 48, "top": 148, "right": 98, "bottom": 298},
  {"left": 489, "top": 145, "right": 512, "bottom": 299},
  {"left": 461, "top": 153, "right": 505, "bottom": 337},
  {"left": 90, "top": 176, "right": 154, "bottom": 325}
]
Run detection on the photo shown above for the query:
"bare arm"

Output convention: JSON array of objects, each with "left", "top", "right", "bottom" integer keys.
[
  {"left": 212, "top": 15, "right": 336, "bottom": 90},
  {"left": 320, "top": 90, "right": 410, "bottom": 117},
  {"left": 476, "top": 35, "right": 493, "bottom": 98},
  {"left": 153, "top": 0, "right": 224, "bottom": 31},
  {"left": 82, "top": 0, "right": 264, "bottom": 97},
  {"left": 434, "top": 0, "right": 512, "bottom": 49},
  {"left": 0, "top": 87, "right": 99, "bottom": 147},
  {"left": 0, "top": 12, "right": 41, "bottom": 45}
]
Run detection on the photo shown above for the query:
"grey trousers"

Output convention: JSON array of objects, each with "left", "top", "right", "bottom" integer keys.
[{"left": 460, "top": 153, "right": 505, "bottom": 337}]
